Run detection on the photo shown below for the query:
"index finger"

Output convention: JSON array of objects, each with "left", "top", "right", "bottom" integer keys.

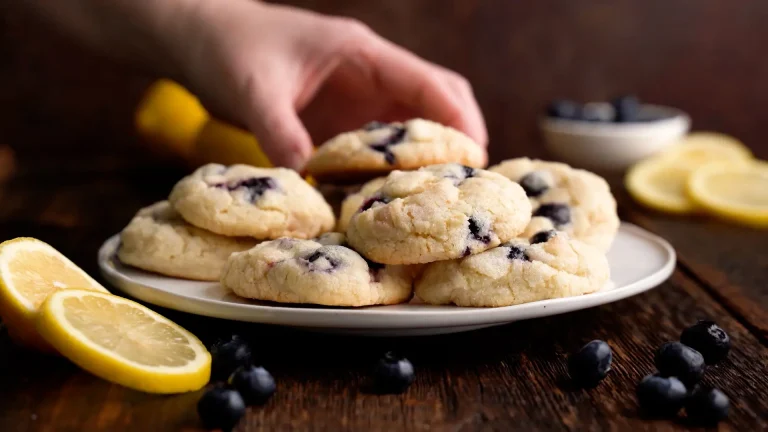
[{"left": 367, "top": 39, "right": 487, "bottom": 146}]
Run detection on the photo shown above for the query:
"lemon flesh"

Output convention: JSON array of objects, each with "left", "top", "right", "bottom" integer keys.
[
  {"left": 688, "top": 161, "right": 768, "bottom": 228},
  {"left": 625, "top": 157, "right": 697, "bottom": 214},
  {"left": 37, "top": 290, "right": 211, "bottom": 394},
  {"left": 0, "top": 238, "right": 107, "bottom": 351}
]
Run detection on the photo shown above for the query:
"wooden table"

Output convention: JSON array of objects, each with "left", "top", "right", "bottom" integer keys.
[{"left": 1, "top": 1, "right": 767, "bottom": 431}]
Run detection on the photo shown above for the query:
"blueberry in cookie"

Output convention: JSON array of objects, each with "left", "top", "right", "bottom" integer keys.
[
  {"left": 306, "top": 118, "right": 487, "bottom": 184},
  {"left": 414, "top": 231, "right": 610, "bottom": 307},
  {"left": 489, "top": 158, "right": 619, "bottom": 252},
  {"left": 220, "top": 234, "right": 414, "bottom": 307},
  {"left": 169, "top": 163, "right": 335, "bottom": 239},
  {"left": 346, "top": 164, "right": 531, "bottom": 265}
]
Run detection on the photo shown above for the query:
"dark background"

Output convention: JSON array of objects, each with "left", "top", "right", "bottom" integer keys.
[
  {"left": 2, "top": 0, "right": 767, "bottom": 178},
  {"left": 1, "top": 1, "right": 768, "bottom": 431}
]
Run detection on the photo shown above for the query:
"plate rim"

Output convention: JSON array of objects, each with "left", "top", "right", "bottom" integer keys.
[{"left": 98, "top": 223, "right": 676, "bottom": 329}]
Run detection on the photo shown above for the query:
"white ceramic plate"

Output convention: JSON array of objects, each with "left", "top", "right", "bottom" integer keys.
[{"left": 98, "top": 223, "right": 675, "bottom": 336}]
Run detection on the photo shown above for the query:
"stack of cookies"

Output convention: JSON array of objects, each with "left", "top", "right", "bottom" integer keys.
[{"left": 117, "top": 118, "right": 619, "bottom": 309}]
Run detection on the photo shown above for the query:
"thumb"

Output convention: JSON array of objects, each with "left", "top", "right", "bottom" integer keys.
[{"left": 246, "top": 96, "right": 313, "bottom": 170}]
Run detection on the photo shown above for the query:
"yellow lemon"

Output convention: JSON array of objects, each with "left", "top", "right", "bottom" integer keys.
[
  {"left": 135, "top": 79, "right": 209, "bottom": 159},
  {"left": 659, "top": 132, "right": 752, "bottom": 168},
  {"left": 192, "top": 118, "right": 272, "bottom": 167},
  {"left": 625, "top": 157, "right": 698, "bottom": 214},
  {"left": 687, "top": 160, "right": 768, "bottom": 228},
  {"left": 0, "top": 238, "right": 108, "bottom": 351},
  {"left": 36, "top": 289, "right": 211, "bottom": 394}
]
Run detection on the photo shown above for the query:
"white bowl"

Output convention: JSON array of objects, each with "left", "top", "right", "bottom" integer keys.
[{"left": 540, "top": 104, "right": 690, "bottom": 172}]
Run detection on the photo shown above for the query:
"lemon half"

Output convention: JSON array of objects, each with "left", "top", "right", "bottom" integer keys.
[
  {"left": 688, "top": 161, "right": 768, "bottom": 228},
  {"left": 36, "top": 289, "right": 211, "bottom": 394},
  {"left": 0, "top": 238, "right": 108, "bottom": 351}
]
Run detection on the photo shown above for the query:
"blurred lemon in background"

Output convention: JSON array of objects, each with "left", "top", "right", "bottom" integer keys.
[{"left": 134, "top": 80, "right": 273, "bottom": 168}]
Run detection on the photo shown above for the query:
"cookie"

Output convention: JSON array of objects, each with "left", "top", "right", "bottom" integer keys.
[
  {"left": 220, "top": 234, "right": 414, "bottom": 307},
  {"left": 346, "top": 164, "right": 532, "bottom": 265},
  {"left": 306, "top": 118, "right": 487, "bottom": 183},
  {"left": 415, "top": 230, "right": 610, "bottom": 307},
  {"left": 336, "top": 177, "right": 387, "bottom": 232},
  {"left": 169, "top": 163, "right": 335, "bottom": 238},
  {"left": 488, "top": 158, "right": 619, "bottom": 252},
  {"left": 118, "top": 201, "right": 259, "bottom": 281}
]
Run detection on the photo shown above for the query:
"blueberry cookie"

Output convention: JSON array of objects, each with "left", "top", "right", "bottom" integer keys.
[
  {"left": 415, "top": 230, "right": 610, "bottom": 307},
  {"left": 306, "top": 118, "right": 487, "bottom": 183},
  {"left": 169, "top": 164, "right": 335, "bottom": 239},
  {"left": 488, "top": 158, "right": 619, "bottom": 252},
  {"left": 346, "top": 164, "right": 532, "bottom": 265},
  {"left": 220, "top": 234, "right": 414, "bottom": 307},
  {"left": 336, "top": 177, "right": 387, "bottom": 232},
  {"left": 118, "top": 201, "right": 259, "bottom": 281}
]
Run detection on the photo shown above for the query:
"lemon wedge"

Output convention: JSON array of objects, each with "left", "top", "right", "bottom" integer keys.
[
  {"left": 659, "top": 132, "right": 752, "bottom": 167},
  {"left": 193, "top": 118, "right": 272, "bottom": 167},
  {"left": 0, "top": 238, "right": 108, "bottom": 351},
  {"left": 687, "top": 161, "right": 768, "bottom": 228},
  {"left": 36, "top": 289, "right": 211, "bottom": 394},
  {"left": 135, "top": 79, "right": 209, "bottom": 159},
  {"left": 625, "top": 157, "right": 697, "bottom": 214}
]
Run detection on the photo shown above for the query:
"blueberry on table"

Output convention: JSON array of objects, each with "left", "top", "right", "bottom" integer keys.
[
  {"left": 636, "top": 375, "right": 688, "bottom": 417},
  {"left": 197, "top": 387, "right": 246, "bottom": 432},
  {"left": 373, "top": 352, "right": 415, "bottom": 394},
  {"left": 545, "top": 99, "right": 581, "bottom": 120},
  {"left": 210, "top": 335, "right": 254, "bottom": 381},
  {"left": 229, "top": 365, "right": 276, "bottom": 406},
  {"left": 680, "top": 320, "right": 730, "bottom": 364},
  {"left": 685, "top": 387, "right": 730, "bottom": 425},
  {"left": 568, "top": 340, "right": 612, "bottom": 387},
  {"left": 611, "top": 95, "right": 640, "bottom": 123},
  {"left": 654, "top": 341, "right": 705, "bottom": 386}
]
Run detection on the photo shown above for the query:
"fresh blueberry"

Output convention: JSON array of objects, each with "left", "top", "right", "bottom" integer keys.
[
  {"left": 373, "top": 352, "right": 415, "bottom": 394},
  {"left": 636, "top": 375, "right": 687, "bottom": 416},
  {"left": 229, "top": 365, "right": 276, "bottom": 406},
  {"left": 612, "top": 95, "right": 640, "bottom": 123},
  {"left": 519, "top": 172, "right": 549, "bottom": 197},
  {"left": 209, "top": 335, "right": 253, "bottom": 381},
  {"left": 546, "top": 99, "right": 581, "bottom": 120},
  {"left": 303, "top": 249, "right": 341, "bottom": 272},
  {"left": 467, "top": 217, "right": 491, "bottom": 244},
  {"left": 685, "top": 387, "right": 729, "bottom": 425},
  {"left": 533, "top": 203, "right": 571, "bottom": 226},
  {"left": 680, "top": 320, "right": 730, "bottom": 365},
  {"left": 568, "top": 340, "right": 612, "bottom": 387},
  {"left": 197, "top": 387, "right": 246, "bottom": 432},
  {"left": 363, "top": 121, "right": 388, "bottom": 131},
  {"left": 581, "top": 102, "right": 615, "bottom": 122},
  {"left": 530, "top": 230, "right": 557, "bottom": 245},
  {"left": 359, "top": 195, "right": 390, "bottom": 212},
  {"left": 654, "top": 341, "right": 705, "bottom": 386},
  {"left": 506, "top": 244, "right": 530, "bottom": 261}
]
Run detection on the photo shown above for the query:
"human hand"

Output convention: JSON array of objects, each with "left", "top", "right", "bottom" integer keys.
[{"left": 174, "top": 0, "right": 487, "bottom": 169}]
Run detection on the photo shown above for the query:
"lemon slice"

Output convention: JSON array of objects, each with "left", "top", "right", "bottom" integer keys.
[
  {"left": 688, "top": 161, "right": 768, "bottom": 228},
  {"left": 0, "top": 238, "right": 108, "bottom": 351},
  {"left": 36, "top": 289, "right": 211, "bottom": 394},
  {"left": 660, "top": 132, "right": 752, "bottom": 167},
  {"left": 135, "top": 79, "right": 209, "bottom": 159},
  {"left": 625, "top": 157, "right": 697, "bottom": 214}
]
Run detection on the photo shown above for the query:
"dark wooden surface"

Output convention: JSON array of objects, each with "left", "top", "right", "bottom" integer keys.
[{"left": 2, "top": 1, "right": 768, "bottom": 431}]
